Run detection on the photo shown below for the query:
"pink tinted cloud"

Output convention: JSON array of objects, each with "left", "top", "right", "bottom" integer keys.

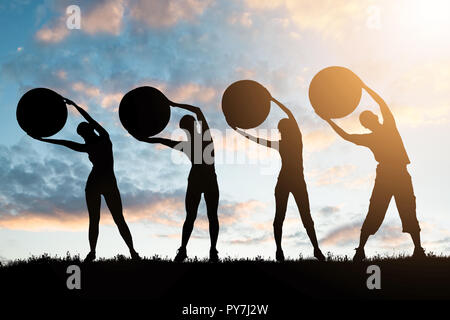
[{"left": 129, "top": 0, "right": 212, "bottom": 28}]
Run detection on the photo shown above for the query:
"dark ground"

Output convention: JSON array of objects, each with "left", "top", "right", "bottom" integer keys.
[{"left": 1, "top": 254, "right": 449, "bottom": 316}]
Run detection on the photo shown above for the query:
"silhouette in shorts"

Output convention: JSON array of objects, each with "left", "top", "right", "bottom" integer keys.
[
  {"left": 322, "top": 83, "right": 425, "bottom": 261},
  {"left": 36, "top": 100, "right": 140, "bottom": 262},
  {"left": 138, "top": 102, "right": 219, "bottom": 262},
  {"left": 235, "top": 98, "right": 325, "bottom": 261}
]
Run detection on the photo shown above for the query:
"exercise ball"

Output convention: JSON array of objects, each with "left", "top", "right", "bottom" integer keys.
[
  {"left": 119, "top": 86, "right": 171, "bottom": 138},
  {"left": 222, "top": 80, "right": 271, "bottom": 129},
  {"left": 309, "top": 66, "right": 362, "bottom": 119},
  {"left": 16, "top": 88, "right": 68, "bottom": 138}
]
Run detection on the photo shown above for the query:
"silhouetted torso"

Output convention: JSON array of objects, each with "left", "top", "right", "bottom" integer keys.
[
  {"left": 85, "top": 135, "right": 115, "bottom": 179},
  {"left": 278, "top": 119, "right": 304, "bottom": 178},
  {"left": 356, "top": 119, "right": 409, "bottom": 168},
  {"left": 183, "top": 130, "right": 216, "bottom": 182}
]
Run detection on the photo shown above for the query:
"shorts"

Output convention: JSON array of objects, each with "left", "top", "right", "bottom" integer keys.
[
  {"left": 85, "top": 170, "right": 118, "bottom": 195},
  {"left": 361, "top": 165, "right": 421, "bottom": 235}
]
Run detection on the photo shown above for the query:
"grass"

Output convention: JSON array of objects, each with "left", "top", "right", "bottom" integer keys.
[
  {"left": 1, "top": 252, "right": 449, "bottom": 303},
  {"left": 1, "top": 251, "right": 447, "bottom": 266}
]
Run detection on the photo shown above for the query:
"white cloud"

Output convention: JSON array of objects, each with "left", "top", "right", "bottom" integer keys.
[
  {"left": 72, "top": 81, "right": 100, "bottom": 98},
  {"left": 82, "top": 0, "right": 125, "bottom": 35},
  {"left": 129, "top": 0, "right": 212, "bottom": 28},
  {"left": 35, "top": 17, "right": 70, "bottom": 43},
  {"left": 303, "top": 129, "right": 336, "bottom": 152},
  {"left": 168, "top": 83, "right": 217, "bottom": 104},
  {"left": 308, "top": 165, "right": 356, "bottom": 186},
  {"left": 36, "top": 0, "right": 125, "bottom": 43},
  {"left": 245, "top": 0, "right": 366, "bottom": 39},
  {"left": 101, "top": 93, "right": 124, "bottom": 110},
  {"left": 228, "top": 12, "right": 253, "bottom": 27}
]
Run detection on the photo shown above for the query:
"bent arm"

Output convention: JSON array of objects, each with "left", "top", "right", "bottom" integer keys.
[
  {"left": 272, "top": 97, "right": 294, "bottom": 120},
  {"left": 138, "top": 137, "right": 181, "bottom": 149},
  {"left": 236, "top": 128, "right": 277, "bottom": 149},
  {"left": 326, "top": 120, "right": 361, "bottom": 144},
  {"left": 171, "top": 101, "right": 210, "bottom": 132},
  {"left": 65, "top": 98, "right": 109, "bottom": 137},
  {"left": 363, "top": 85, "right": 394, "bottom": 125},
  {"left": 38, "top": 138, "right": 86, "bottom": 152}
]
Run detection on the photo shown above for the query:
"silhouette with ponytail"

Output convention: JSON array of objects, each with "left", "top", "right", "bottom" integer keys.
[
  {"left": 35, "top": 99, "right": 140, "bottom": 262},
  {"left": 236, "top": 98, "right": 325, "bottom": 261},
  {"left": 138, "top": 101, "right": 219, "bottom": 262}
]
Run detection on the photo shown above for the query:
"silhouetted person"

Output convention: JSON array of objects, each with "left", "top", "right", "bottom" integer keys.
[
  {"left": 236, "top": 98, "right": 325, "bottom": 261},
  {"left": 322, "top": 83, "right": 425, "bottom": 261},
  {"left": 138, "top": 102, "right": 219, "bottom": 262},
  {"left": 35, "top": 99, "right": 140, "bottom": 262}
]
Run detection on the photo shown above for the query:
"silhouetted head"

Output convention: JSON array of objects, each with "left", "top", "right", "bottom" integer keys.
[
  {"left": 359, "top": 110, "right": 381, "bottom": 132},
  {"left": 179, "top": 115, "right": 196, "bottom": 134},
  {"left": 77, "top": 122, "right": 97, "bottom": 141},
  {"left": 277, "top": 118, "right": 298, "bottom": 140}
]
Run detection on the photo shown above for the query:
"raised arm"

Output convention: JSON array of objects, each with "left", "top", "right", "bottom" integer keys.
[
  {"left": 137, "top": 136, "right": 181, "bottom": 149},
  {"left": 272, "top": 97, "right": 294, "bottom": 120},
  {"left": 170, "top": 101, "right": 210, "bottom": 132},
  {"left": 363, "top": 84, "right": 394, "bottom": 125},
  {"left": 325, "top": 119, "right": 367, "bottom": 145},
  {"left": 36, "top": 137, "right": 86, "bottom": 152},
  {"left": 64, "top": 98, "right": 109, "bottom": 137},
  {"left": 235, "top": 128, "right": 277, "bottom": 149}
]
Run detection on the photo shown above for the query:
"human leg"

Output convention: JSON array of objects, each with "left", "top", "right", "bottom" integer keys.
[
  {"left": 274, "top": 181, "right": 289, "bottom": 260},
  {"left": 85, "top": 188, "right": 101, "bottom": 261},
  {"left": 292, "top": 179, "right": 325, "bottom": 260},
  {"left": 355, "top": 174, "right": 392, "bottom": 261},
  {"left": 181, "top": 181, "right": 202, "bottom": 249},
  {"left": 204, "top": 179, "right": 219, "bottom": 260},
  {"left": 104, "top": 185, "right": 139, "bottom": 258},
  {"left": 393, "top": 170, "right": 424, "bottom": 257},
  {"left": 292, "top": 180, "right": 317, "bottom": 247}
]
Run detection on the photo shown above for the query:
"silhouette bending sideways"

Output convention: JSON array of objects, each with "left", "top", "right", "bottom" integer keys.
[
  {"left": 138, "top": 102, "right": 219, "bottom": 262},
  {"left": 322, "top": 83, "right": 425, "bottom": 261},
  {"left": 34, "top": 100, "right": 140, "bottom": 262},
  {"left": 236, "top": 98, "right": 325, "bottom": 262}
]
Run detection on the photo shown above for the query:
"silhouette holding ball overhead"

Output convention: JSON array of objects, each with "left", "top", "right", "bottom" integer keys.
[
  {"left": 17, "top": 88, "right": 68, "bottom": 138},
  {"left": 310, "top": 68, "right": 426, "bottom": 261},
  {"left": 223, "top": 80, "right": 325, "bottom": 262},
  {"left": 19, "top": 94, "right": 140, "bottom": 262},
  {"left": 121, "top": 88, "right": 219, "bottom": 262}
]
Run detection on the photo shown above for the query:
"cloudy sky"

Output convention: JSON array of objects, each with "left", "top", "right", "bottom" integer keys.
[{"left": 1, "top": 0, "right": 449, "bottom": 262}]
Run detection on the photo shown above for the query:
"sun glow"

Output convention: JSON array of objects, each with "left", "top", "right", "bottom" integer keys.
[{"left": 404, "top": 0, "right": 450, "bottom": 35}]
